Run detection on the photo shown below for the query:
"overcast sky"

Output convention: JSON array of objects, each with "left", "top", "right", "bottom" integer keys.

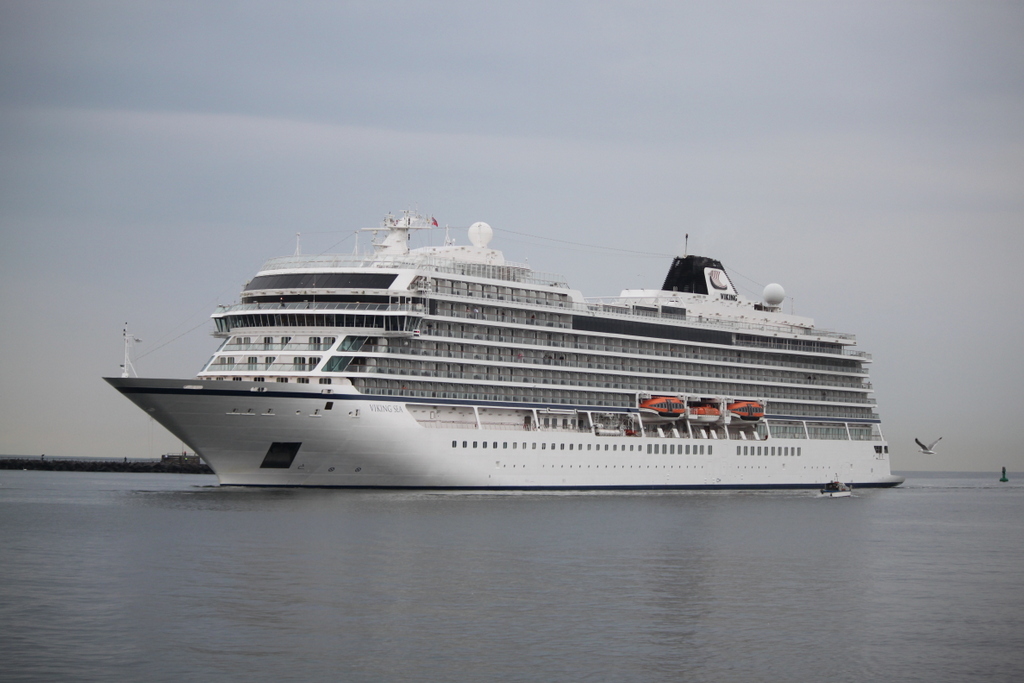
[{"left": 2, "top": 1, "right": 1022, "bottom": 472}]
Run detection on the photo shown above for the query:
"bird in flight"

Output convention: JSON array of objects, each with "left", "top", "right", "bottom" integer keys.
[{"left": 915, "top": 437, "right": 942, "bottom": 454}]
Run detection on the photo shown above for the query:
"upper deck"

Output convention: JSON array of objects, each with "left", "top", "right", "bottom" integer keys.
[
  {"left": 254, "top": 253, "right": 569, "bottom": 289},
  {"left": 232, "top": 212, "right": 856, "bottom": 349}
]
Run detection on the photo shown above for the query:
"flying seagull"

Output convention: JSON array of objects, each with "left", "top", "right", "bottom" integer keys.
[{"left": 915, "top": 437, "right": 942, "bottom": 454}]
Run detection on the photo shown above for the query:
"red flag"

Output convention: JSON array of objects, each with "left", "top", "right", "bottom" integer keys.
[{"left": 431, "top": 217, "right": 438, "bottom": 227}]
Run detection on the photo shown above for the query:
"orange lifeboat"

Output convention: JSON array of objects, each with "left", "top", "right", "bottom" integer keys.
[
  {"left": 688, "top": 404, "right": 721, "bottom": 422},
  {"left": 727, "top": 401, "right": 764, "bottom": 420},
  {"left": 638, "top": 396, "right": 687, "bottom": 417}
]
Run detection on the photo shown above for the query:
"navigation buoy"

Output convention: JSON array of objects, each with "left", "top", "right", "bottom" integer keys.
[{"left": 1000, "top": 467, "right": 1009, "bottom": 483}]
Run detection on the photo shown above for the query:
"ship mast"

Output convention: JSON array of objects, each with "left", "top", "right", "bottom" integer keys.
[{"left": 121, "top": 324, "right": 141, "bottom": 378}]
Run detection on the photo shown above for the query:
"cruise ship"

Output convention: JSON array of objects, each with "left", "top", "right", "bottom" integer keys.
[{"left": 107, "top": 211, "right": 903, "bottom": 489}]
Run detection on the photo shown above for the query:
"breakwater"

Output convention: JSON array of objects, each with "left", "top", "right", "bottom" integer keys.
[{"left": 0, "top": 457, "right": 213, "bottom": 475}]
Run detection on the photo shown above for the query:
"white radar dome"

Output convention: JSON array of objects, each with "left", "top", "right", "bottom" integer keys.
[
  {"left": 468, "top": 222, "right": 493, "bottom": 248},
  {"left": 763, "top": 283, "right": 785, "bottom": 306}
]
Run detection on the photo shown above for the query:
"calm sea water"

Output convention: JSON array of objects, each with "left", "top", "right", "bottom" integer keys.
[{"left": 1, "top": 470, "right": 1022, "bottom": 682}]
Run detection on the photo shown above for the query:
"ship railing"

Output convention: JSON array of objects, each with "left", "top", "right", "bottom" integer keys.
[
  {"left": 205, "top": 362, "right": 323, "bottom": 372},
  {"left": 418, "top": 421, "right": 478, "bottom": 429},
  {"left": 227, "top": 281, "right": 859, "bottom": 349},
  {"left": 214, "top": 301, "right": 422, "bottom": 314},
  {"left": 257, "top": 254, "right": 570, "bottom": 288},
  {"left": 221, "top": 342, "right": 337, "bottom": 352},
  {"left": 377, "top": 333, "right": 869, "bottom": 374},
  {"left": 360, "top": 345, "right": 874, "bottom": 388},
  {"left": 341, "top": 366, "right": 878, "bottom": 404},
  {"left": 424, "top": 288, "right": 574, "bottom": 308},
  {"left": 414, "top": 418, "right": 882, "bottom": 439},
  {"left": 429, "top": 291, "right": 856, "bottom": 344},
  {"left": 583, "top": 296, "right": 856, "bottom": 341},
  {"left": 436, "top": 303, "right": 571, "bottom": 329}
]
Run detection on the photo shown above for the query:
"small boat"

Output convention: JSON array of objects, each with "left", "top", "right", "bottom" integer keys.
[
  {"left": 688, "top": 404, "right": 721, "bottom": 423},
  {"left": 819, "top": 480, "right": 852, "bottom": 498},
  {"left": 727, "top": 401, "right": 764, "bottom": 420},
  {"left": 638, "top": 396, "right": 686, "bottom": 417}
]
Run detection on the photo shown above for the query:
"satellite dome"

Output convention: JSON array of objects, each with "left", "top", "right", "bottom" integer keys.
[
  {"left": 763, "top": 283, "right": 785, "bottom": 306},
  {"left": 468, "top": 222, "right": 493, "bottom": 248}
]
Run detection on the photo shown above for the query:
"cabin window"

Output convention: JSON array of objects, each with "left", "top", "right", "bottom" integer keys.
[
  {"left": 452, "top": 441, "right": 457, "bottom": 448},
  {"left": 708, "top": 446, "right": 713, "bottom": 455},
  {"left": 462, "top": 441, "right": 467, "bottom": 448}
]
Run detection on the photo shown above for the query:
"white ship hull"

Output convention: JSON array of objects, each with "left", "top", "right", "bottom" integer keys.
[
  {"left": 109, "top": 378, "right": 902, "bottom": 489},
  {"left": 108, "top": 211, "right": 902, "bottom": 490}
]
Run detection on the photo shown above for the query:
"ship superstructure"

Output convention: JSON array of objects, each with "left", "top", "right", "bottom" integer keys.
[{"left": 108, "top": 211, "right": 902, "bottom": 489}]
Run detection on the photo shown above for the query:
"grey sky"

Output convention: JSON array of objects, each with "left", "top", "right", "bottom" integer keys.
[{"left": 1, "top": 1, "right": 1022, "bottom": 471}]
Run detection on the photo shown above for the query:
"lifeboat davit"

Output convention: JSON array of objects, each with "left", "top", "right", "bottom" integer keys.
[
  {"left": 639, "top": 396, "right": 686, "bottom": 418},
  {"left": 727, "top": 401, "right": 764, "bottom": 420}
]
